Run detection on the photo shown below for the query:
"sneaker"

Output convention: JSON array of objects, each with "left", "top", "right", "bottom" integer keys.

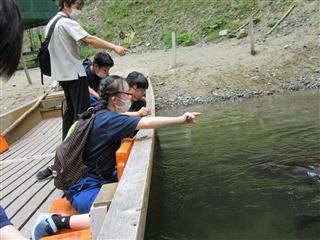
[
  {"left": 36, "top": 165, "right": 53, "bottom": 181},
  {"left": 31, "top": 213, "right": 59, "bottom": 240}
]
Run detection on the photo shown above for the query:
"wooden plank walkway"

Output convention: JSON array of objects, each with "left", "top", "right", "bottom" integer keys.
[{"left": 0, "top": 117, "right": 63, "bottom": 238}]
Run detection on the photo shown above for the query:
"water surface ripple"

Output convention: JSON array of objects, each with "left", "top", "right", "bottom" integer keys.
[{"left": 146, "top": 91, "right": 320, "bottom": 240}]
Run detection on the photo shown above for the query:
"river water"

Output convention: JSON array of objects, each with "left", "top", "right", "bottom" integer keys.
[{"left": 145, "top": 90, "right": 320, "bottom": 240}]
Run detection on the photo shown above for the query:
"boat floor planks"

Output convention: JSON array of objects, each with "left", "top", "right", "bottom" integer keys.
[
  {"left": 20, "top": 188, "right": 62, "bottom": 237},
  {"left": 0, "top": 117, "right": 63, "bottom": 239},
  {"left": 0, "top": 118, "right": 61, "bottom": 160}
]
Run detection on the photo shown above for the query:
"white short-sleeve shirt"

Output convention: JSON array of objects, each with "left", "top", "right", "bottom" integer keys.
[{"left": 46, "top": 12, "right": 89, "bottom": 81}]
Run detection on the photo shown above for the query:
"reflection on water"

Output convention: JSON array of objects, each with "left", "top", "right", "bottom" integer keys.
[{"left": 145, "top": 91, "right": 320, "bottom": 240}]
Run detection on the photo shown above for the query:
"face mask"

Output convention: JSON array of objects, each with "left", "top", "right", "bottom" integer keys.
[
  {"left": 69, "top": 8, "right": 81, "bottom": 21},
  {"left": 115, "top": 98, "right": 131, "bottom": 113},
  {"left": 96, "top": 72, "right": 107, "bottom": 79}
]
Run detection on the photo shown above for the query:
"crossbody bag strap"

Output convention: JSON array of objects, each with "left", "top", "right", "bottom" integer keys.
[{"left": 44, "top": 15, "right": 66, "bottom": 43}]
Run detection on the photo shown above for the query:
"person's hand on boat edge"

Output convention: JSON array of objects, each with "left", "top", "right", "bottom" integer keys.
[
  {"left": 138, "top": 107, "right": 150, "bottom": 117},
  {"left": 181, "top": 112, "right": 201, "bottom": 124}
]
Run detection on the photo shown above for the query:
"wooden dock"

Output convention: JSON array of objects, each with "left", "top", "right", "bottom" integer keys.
[{"left": 0, "top": 117, "right": 63, "bottom": 238}]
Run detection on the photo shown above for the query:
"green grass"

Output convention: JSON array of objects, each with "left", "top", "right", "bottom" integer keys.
[
  {"left": 267, "top": 18, "right": 277, "bottom": 28},
  {"left": 80, "top": 45, "right": 97, "bottom": 59},
  {"left": 84, "top": 0, "right": 263, "bottom": 49},
  {"left": 83, "top": 25, "right": 97, "bottom": 35},
  {"left": 163, "top": 30, "right": 195, "bottom": 48},
  {"left": 24, "top": 0, "right": 295, "bottom": 55}
]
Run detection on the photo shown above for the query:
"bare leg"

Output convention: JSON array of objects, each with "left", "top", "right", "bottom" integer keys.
[
  {"left": 0, "top": 225, "right": 27, "bottom": 240},
  {"left": 69, "top": 214, "right": 90, "bottom": 230}
]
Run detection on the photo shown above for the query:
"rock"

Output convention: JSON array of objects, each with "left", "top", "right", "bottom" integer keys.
[
  {"left": 219, "top": 29, "right": 229, "bottom": 36},
  {"left": 283, "top": 45, "right": 290, "bottom": 49},
  {"left": 250, "top": 76, "right": 260, "bottom": 81},
  {"left": 228, "top": 33, "right": 236, "bottom": 38},
  {"left": 237, "top": 29, "right": 248, "bottom": 39}
]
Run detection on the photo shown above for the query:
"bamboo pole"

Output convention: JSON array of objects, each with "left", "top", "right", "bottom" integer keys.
[
  {"left": 267, "top": 4, "right": 295, "bottom": 35},
  {"left": 20, "top": 54, "right": 33, "bottom": 84},
  {"left": 249, "top": 18, "right": 256, "bottom": 55},
  {"left": 171, "top": 32, "right": 176, "bottom": 68}
]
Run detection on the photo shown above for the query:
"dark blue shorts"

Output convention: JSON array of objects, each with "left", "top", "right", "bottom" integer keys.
[
  {"left": 0, "top": 205, "right": 12, "bottom": 229},
  {"left": 66, "top": 173, "right": 116, "bottom": 214}
]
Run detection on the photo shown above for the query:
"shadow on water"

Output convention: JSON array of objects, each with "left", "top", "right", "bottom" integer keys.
[{"left": 145, "top": 90, "right": 320, "bottom": 240}]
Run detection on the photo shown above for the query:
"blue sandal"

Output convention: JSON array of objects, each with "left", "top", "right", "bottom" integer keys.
[{"left": 31, "top": 213, "right": 58, "bottom": 240}]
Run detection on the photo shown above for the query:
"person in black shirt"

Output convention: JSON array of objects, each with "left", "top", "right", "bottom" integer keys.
[
  {"left": 126, "top": 71, "right": 149, "bottom": 114},
  {"left": 83, "top": 52, "right": 114, "bottom": 106}
]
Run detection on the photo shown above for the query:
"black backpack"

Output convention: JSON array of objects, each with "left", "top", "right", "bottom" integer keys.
[
  {"left": 53, "top": 109, "right": 108, "bottom": 191},
  {"left": 38, "top": 16, "right": 65, "bottom": 83}
]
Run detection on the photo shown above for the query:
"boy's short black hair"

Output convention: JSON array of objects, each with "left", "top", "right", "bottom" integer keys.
[
  {"left": 59, "top": 0, "right": 84, "bottom": 11},
  {"left": 126, "top": 71, "right": 149, "bottom": 89},
  {"left": 0, "top": 0, "right": 23, "bottom": 79},
  {"left": 93, "top": 52, "right": 114, "bottom": 68}
]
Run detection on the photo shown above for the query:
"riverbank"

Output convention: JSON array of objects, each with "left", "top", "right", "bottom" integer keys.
[{"left": 1, "top": 4, "right": 319, "bottom": 113}]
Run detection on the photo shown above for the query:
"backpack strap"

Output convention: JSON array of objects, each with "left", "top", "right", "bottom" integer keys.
[{"left": 44, "top": 15, "right": 66, "bottom": 43}]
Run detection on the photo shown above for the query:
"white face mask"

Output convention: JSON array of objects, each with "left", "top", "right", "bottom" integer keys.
[
  {"left": 69, "top": 8, "right": 81, "bottom": 21},
  {"left": 96, "top": 72, "right": 107, "bottom": 79},
  {"left": 115, "top": 98, "right": 131, "bottom": 113}
]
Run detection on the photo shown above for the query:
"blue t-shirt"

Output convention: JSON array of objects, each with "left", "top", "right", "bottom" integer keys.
[
  {"left": 129, "top": 98, "right": 146, "bottom": 112},
  {"left": 84, "top": 111, "right": 140, "bottom": 180},
  {"left": 0, "top": 205, "right": 12, "bottom": 229}
]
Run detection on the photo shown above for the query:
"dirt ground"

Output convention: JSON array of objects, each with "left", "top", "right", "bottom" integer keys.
[{"left": 1, "top": 1, "right": 319, "bottom": 114}]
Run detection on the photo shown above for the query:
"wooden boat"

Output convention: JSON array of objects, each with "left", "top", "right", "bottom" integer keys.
[{"left": 0, "top": 80, "right": 155, "bottom": 239}]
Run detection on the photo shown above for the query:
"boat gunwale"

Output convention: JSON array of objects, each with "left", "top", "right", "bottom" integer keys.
[{"left": 97, "top": 77, "right": 156, "bottom": 239}]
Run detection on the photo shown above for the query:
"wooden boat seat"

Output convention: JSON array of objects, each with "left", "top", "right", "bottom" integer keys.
[
  {"left": 41, "top": 229, "right": 90, "bottom": 240},
  {"left": 50, "top": 197, "right": 76, "bottom": 216}
]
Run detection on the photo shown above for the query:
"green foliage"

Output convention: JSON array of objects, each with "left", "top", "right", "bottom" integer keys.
[
  {"left": 24, "top": 29, "right": 44, "bottom": 52},
  {"left": 162, "top": 31, "right": 173, "bottom": 48},
  {"left": 80, "top": 46, "right": 96, "bottom": 59},
  {"left": 267, "top": 18, "right": 277, "bottom": 28},
  {"left": 176, "top": 32, "right": 195, "bottom": 47},
  {"left": 77, "top": 0, "right": 295, "bottom": 50},
  {"left": 163, "top": 30, "right": 195, "bottom": 48},
  {"left": 200, "top": 18, "right": 227, "bottom": 35},
  {"left": 205, "top": 31, "right": 220, "bottom": 42},
  {"left": 252, "top": 16, "right": 261, "bottom": 25},
  {"left": 83, "top": 25, "right": 97, "bottom": 35},
  {"left": 101, "top": 31, "right": 116, "bottom": 41},
  {"left": 25, "top": 59, "right": 39, "bottom": 69}
]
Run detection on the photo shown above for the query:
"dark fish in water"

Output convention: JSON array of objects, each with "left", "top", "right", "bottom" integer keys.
[
  {"left": 292, "top": 166, "right": 320, "bottom": 185},
  {"left": 293, "top": 167, "right": 320, "bottom": 232},
  {"left": 295, "top": 212, "right": 320, "bottom": 233}
]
